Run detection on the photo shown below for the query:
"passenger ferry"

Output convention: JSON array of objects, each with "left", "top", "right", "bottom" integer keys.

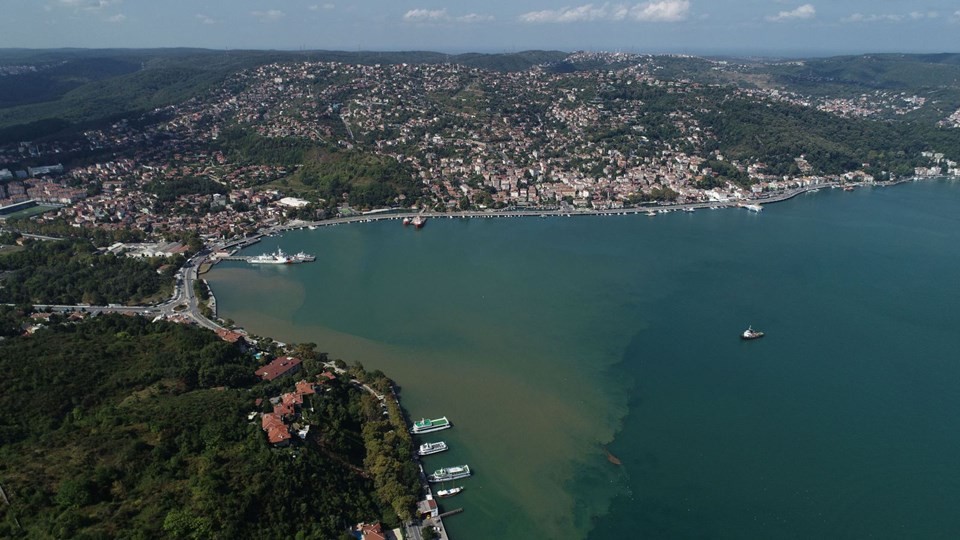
[
  {"left": 411, "top": 416, "right": 451, "bottom": 434},
  {"left": 428, "top": 465, "right": 471, "bottom": 483},
  {"left": 418, "top": 441, "right": 449, "bottom": 456}
]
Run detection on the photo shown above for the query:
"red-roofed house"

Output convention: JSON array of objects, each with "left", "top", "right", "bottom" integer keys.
[
  {"left": 255, "top": 356, "right": 302, "bottom": 381},
  {"left": 295, "top": 380, "right": 316, "bottom": 396},
  {"left": 260, "top": 413, "right": 292, "bottom": 446},
  {"left": 359, "top": 522, "right": 387, "bottom": 540},
  {"left": 215, "top": 328, "right": 246, "bottom": 345}
]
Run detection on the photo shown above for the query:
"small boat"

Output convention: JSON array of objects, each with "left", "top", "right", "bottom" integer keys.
[
  {"left": 402, "top": 217, "right": 412, "bottom": 226},
  {"left": 741, "top": 326, "right": 765, "bottom": 340},
  {"left": 436, "top": 486, "right": 463, "bottom": 498}
]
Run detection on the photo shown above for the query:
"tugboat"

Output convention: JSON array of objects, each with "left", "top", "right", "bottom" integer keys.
[{"left": 741, "top": 326, "right": 765, "bottom": 340}]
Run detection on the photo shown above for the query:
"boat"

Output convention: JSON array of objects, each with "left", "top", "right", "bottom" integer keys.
[
  {"left": 248, "top": 248, "right": 294, "bottom": 265},
  {"left": 418, "top": 441, "right": 448, "bottom": 456},
  {"left": 436, "top": 486, "right": 463, "bottom": 498},
  {"left": 741, "top": 326, "right": 765, "bottom": 340},
  {"left": 292, "top": 251, "right": 316, "bottom": 262},
  {"left": 843, "top": 186, "right": 855, "bottom": 192},
  {"left": 742, "top": 204, "right": 763, "bottom": 213},
  {"left": 412, "top": 215, "right": 427, "bottom": 228},
  {"left": 411, "top": 416, "right": 451, "bottom": 434},
  {"left": 402, "top": 217, "right": 412, "bottom": 226},
  {"left": 428, "top": 465, "right": 471, "bottom": 483}
]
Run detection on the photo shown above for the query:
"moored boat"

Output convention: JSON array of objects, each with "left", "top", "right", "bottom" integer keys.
[
  {"left": 248, "top": 248, "right": 294, "bottom": 265},
  {"left": 428, "top": 465, "right": 471, "bottom": 483},
  {"left": 418, "top": 441, "right": 448, "bottom": 456},
  {"left": 436, "top": 486, "right": 463, "bottom": 498},
  {"left": 411, "top": 416, "right": 451, "bottom": 434},
  {"left": 412, "top": 215, "right": 427, "bottom": 228}
]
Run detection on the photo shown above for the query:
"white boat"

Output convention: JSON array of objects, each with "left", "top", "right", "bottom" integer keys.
[
  {"left": 428, "top": 465, "right": 471, "bottom": 483},
  {"left": 742, "top": 204, "right": 763, "bottom": 213},
  {"left": 411, "top": 416, "right": 451, "bottom": 434},
  {"left": 741, "top": 326, "right": 765, "bottom": 340},
  {"left": 418, "top": 441, "right": 448, "bottom": 456},
  {"left": 248, "top": 248, "right": 294, "bottom": 264},
  {"left": 436, "top": 486, "right": 463, "bottom": 498}
]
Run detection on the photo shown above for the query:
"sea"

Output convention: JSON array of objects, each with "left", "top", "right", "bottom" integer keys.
[{"left": 207, "top": 179, "right": 960, "bottom": 539}]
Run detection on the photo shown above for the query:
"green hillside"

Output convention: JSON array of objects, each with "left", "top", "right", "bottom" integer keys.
[{"left": 0, "top": 314, "right": 409, "bottom": 539}]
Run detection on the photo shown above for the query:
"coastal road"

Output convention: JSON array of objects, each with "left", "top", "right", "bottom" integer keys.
[{"left": 30, "top": 246, "right": 228, "bottom": 333}]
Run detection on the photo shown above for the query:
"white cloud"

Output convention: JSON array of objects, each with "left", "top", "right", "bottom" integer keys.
[
  {"left": 631, "top": 1, "right": 690, "bottom": 22},
  {"left": 519, "top": 1, "right": 690, "bottom": 23},
  {"left": 456, "top": 13, "right": 496, "bottom": 23},
  {"left": 309, "top": 4, "right": 335, "bottom": 11},
  {"left": 766, "top": 4, "right": 815, "bottom": 22},
  {"left": 404, "top": 8, "right": 448, "bottom": 22},
  {"left": 105, "top": 13, "right": 125, "bottom": 23},
  {"left": 843, "top": 11, "right": 939, "bottom": 24},
  {"left": 403, "top": 8, "right": 494, "bottom": 24},
  {"left": 196, "top": 13, "right": 216, "bottom": 25},
  {"left": 252, "top": 9, "right": 285, "bottom": 22},
  {"left": 56, "top": 0, "right": 121, "bottom": 12}
]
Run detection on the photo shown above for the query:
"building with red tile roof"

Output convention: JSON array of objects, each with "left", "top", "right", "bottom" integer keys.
[
  {"left": 359, "top": 522, "right": 387, "bottom": 540},
  {"left": 260, "top": 413, "right": 292, "bottom": 446},
  {"left": 255, "top": 356, "right": 302, "bottom": 381}
]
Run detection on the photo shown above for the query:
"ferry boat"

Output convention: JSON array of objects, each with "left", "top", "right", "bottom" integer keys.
[
  {"left": 412, "top": 215, "right": 427, "bottom": 228},
  {"left": 428, "top": 465, "right": 471, "bottom": 483},
  {"left": 741, "top": 326, "right": 765, "bottom": 340},
  {"left": 418, "top": 441, "right": 448, "bottom": 456},
  {"left": 436, "top": 486, "right": 463, "bottom": 498},
  {"left": 411, "top": 416, "right": 451, "bottom": 434},
  {"left": 742, "top": 204, "right": 763, "bottom": 213},
  {"left": 293, "top": 251, "right": 316, "bottom": 262},
  {"left": 248, "top": 248, "right": 294, "bottom": 265},
  {"left": 402, "top": 217, "right": 412, "bottom": 226}
]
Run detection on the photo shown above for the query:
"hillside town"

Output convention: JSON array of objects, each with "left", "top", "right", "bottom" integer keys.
[{"left": 2, "top": 53, "right": 959, "bottom": 242}]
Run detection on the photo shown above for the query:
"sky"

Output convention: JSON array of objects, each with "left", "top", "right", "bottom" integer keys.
[{"left": 1, "top": 0, "right": 959, "bottom": 56}]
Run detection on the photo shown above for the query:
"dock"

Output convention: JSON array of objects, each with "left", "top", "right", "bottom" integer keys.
[{"left": 438, "top": 508, "right": 464, "bottom": 519}]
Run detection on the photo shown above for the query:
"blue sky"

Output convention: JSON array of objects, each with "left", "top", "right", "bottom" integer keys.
[{"left": 1, "top": 0, "right": 959, "bottom": 56}]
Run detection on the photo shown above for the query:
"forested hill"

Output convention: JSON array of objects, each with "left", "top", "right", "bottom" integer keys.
[{"left": 0, "top": 314, "right": 416, "bottom": 539}]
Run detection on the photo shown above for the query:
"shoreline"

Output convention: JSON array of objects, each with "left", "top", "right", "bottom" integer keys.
[{"left": 245, "top": 176, "right": 943, "bottom": 240}]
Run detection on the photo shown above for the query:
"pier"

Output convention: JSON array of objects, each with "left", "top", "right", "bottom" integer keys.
[{"left": 438, "top": 508, "right": 464, "bottom": 519}]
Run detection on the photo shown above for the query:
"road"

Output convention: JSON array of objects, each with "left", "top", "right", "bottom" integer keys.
[{"left": 32, "top": 246, "right": 227, "bottom": 332}]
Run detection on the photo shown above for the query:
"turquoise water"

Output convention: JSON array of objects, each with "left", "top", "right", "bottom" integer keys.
[{"left": 209, "top": 180, "right": 960, "bottom": 538}]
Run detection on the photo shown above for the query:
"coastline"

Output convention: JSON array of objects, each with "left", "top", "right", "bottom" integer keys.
[{"left": 240, "top": 177, "right": 939, "bottom": 243}]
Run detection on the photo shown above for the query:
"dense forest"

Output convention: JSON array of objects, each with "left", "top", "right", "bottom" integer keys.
[
  {"left": 0, "top": 239, "right": 175, "bottom": 305},
  {"left": 0, "top": 315, "right": 416, "bottom": 539}
]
